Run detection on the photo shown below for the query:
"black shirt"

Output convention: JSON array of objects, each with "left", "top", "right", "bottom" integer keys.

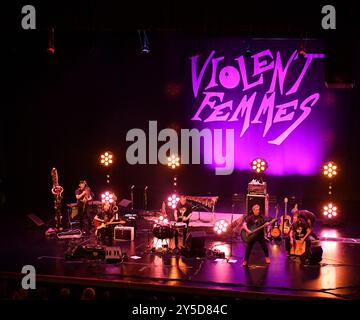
[
  {"left": 292, "top": 218, "right": 309, "bottom": 240},
  {"left": 75, "top": 187, "right": 92, "bottom": 204},
  {"left": 176, "top": 202, "right": 192, "bottom": 221},
  {"left": 245, "top": 214, "right": 267, "bottom": 236}
]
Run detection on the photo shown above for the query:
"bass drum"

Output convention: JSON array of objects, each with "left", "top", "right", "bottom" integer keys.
[{"left": 153, "top": 225, "right": 173, "bottom": 240}]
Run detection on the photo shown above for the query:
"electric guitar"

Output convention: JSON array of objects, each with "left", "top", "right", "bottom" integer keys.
[{"left": 241, "top": 218, "right": 277, "bottom": 243}]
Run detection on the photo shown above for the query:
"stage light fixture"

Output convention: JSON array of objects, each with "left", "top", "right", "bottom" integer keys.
[
  {"left": 138, "top": 30, "right": 150, "bottom": 54},
  {"left": 251, "top": 158, "right": 268, "bottom": 174},
  {"left": 323, "top": 202, "right": 338, "bottom": 219},
  {"left": 101, "top": 191, "right": 116, "bottom": 204},
  {"left": 100, "top": 151, "right": 114, "bottom": 167},
  {"left": 323, "top": 161, "right": 338, "bottom": 178},
  {"left": 167, "top": 154, "right": 180, "bottom": 169},
  {"left": 213, "top": 219, "right": 229, "bottom": 235},
  {"left": 167, "top": 194, "right": 180, "bottom": 209}
]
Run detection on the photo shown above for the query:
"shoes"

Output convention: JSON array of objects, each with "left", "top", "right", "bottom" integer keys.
[{"left": 265, "top": 257, "right": 271, "bottom": 264}]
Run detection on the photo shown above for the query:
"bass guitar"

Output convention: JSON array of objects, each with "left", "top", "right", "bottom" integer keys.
[{"left": 241, "top": 218, "right": 277, "bottom": 243}]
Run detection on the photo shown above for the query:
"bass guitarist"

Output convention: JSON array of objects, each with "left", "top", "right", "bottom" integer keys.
[{"left": 242, "top": 204, "right": 271, "bottom": 267}]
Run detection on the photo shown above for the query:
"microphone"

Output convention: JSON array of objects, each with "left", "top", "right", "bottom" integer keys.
[
  {"left": 145, "top": 186, "right": 148, "bottom": 190},
  {"left": 131, "top": 185, "right": 135, "bottom": 189}
]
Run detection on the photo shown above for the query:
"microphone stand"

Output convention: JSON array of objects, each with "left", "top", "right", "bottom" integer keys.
[
  {"left": 144, "top": 186, "right": 148, "bottom": 212},
  {"left": 130, "top": 185, "right": 135, "bottom": 211}
]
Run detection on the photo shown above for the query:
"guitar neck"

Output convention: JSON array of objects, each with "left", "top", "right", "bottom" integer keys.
[{"left": 251, "top": 218, "right": 275, "bottom": 233}]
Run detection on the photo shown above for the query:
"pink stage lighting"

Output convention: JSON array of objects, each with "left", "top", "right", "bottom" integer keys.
[
  {"left": 323, "top": 203, "right": 338, "bottom": 219},
  {"left": 251, "top": 158, "right": 268, "bottom": 174},
  {"left": 101, "top": 191, "right": 116, "bottom": 204},
  {"left": 100, "top": 152, "right": 114, "bottom": 167},
  {"left": 213, "top": 219, "right": 229, "bottom": 235},
  {"left": 167, "top": 194, "right": 180, "bottom": 209},
  {"left": 323, "top": 162, "right": 338, "bottom": 178}
]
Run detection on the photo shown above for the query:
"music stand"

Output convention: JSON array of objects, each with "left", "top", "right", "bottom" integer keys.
[{"left": 119, "top": 199, "right": 132, "bottom": 208}]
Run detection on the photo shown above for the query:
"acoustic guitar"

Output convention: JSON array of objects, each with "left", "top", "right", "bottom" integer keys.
[
  {"left": 241, "top": 218, "right": 277, "bottom": 243},
  {"left": 270, "top": 205, "right": 281, "bottom": 239},
  {"left": 280, "top": 198, "right": 292, "bottom": 235}
]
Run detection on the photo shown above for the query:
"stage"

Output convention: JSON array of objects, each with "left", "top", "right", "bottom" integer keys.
[{"left": 1, "top": 215, "right": 360, "bottom": 301}]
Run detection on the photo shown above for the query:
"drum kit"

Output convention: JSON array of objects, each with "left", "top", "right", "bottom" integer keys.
[{"left": 144, "top": 213, "right": 187, "bottom": 251}]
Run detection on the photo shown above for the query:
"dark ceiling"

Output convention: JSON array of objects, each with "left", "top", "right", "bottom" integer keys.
[{"left": 2, "top": 1, "right": 358, "bottom": 36}]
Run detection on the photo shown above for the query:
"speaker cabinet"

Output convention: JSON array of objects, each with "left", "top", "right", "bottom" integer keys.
[
  {"left": 183, "top": 231, "right": 206, "bottom": 257},
  {"left": 246, "top": 194, "right": 269, "bottom": 216}
]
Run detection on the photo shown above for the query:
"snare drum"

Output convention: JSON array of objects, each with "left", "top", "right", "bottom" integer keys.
[{"left": 153, "top": 225, "right": 173, "bottom": 239}]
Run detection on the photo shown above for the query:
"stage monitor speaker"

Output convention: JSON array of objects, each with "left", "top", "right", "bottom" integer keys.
[
  {"left": 184, "top": 231, "right": 206, "bottom": 257},
  {"left": 300, "top": 246, "right": 323, "bottom": 265},
  {"left": 246, "top": 194, "right": 268, "bottom": 216},
  {"left": 65, "top": 244, "right": 105, "bottom": 260},
  {"left": 27, "top": 214, "right": 45, "bottom": 227}
]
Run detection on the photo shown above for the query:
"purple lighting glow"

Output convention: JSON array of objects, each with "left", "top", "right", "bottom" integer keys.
[{"left": 189, "top": 39, "right": 334, "bottom": 175}]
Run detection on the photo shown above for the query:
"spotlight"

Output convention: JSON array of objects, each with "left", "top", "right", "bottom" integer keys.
[
  {"left": 213, "top": 219, "right": 229, "bottom": 235},
  {"left": 297, "top": 49, "right": 306, "bottom": 59},
  {"left": 101, "top": 191, "right": 117, "bottom": 204},
  {"left": 47, "top": 27, "right": 55, "bottom": 54},
  {"left": 138, "top": 30, "right": 150, "bottom": 54},
  {"left": 323, "top": 202, "right": 338, "bottom": 219},
  {"left": 167, "top": 194, "right": 180, "bottom": 209},
  {"left": 323, "top": 161, "right": 338, "bottom": 178},
  {"left": 100, "top": 151, "right": 114, "bottom": 167},
  {"left": 167, "top": 154, "right": 180, "bottom": 169},
  {"left": 251, "top": 158, "right": 268, "bottom": 174}
]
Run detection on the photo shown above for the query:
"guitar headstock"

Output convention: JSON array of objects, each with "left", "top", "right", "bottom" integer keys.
[{"left": 284, "top": 197, "right": 288, "bottom": 203}]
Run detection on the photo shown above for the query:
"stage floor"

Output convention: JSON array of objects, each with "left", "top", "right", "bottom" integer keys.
[{"left": 1, "top": 216, "right": 360, "bottom": 300}]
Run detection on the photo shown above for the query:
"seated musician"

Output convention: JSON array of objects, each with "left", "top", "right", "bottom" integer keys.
[
  {"left": 173, "top": 195, "right": 192, "bottom": 248},
  {"left": 292, "top": 206, "right": 319, "bottom": 240},
  {"left": 242, "top": 204, "right": 271, "bottom": 267},
  {"left": 94, "top": 203, "right": 114, "bottom": 245},
  {"left": 285, "top": 212, "right": 312, "bottom": 255}
]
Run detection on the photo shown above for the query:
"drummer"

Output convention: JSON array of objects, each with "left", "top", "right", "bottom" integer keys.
[{"left": 173, "top": 195, "right": 193, "bottom": 248}]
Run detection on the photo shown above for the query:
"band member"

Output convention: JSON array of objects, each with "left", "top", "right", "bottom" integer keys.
[
  {"left": 173, "top": 195, "right": 192, "bottom": 248},
  {"left": 75, "top": 180, "right": 93, "bottom": 233},
  {"left": 292, "top": 206, "right": 319, "bottom": 240},
  {"left": 285, "top": 212, "right": 312, "bottom": 255},
  {"left": 94, "top": 203, "right": 114, "bottom": 245},
  {"left": 242, "top": 204, "right": 271, "bottom": 267}
]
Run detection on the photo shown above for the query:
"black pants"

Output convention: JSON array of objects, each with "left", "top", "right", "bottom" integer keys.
[
  {"left": 97, "top": 226, "right": 113, "bottom": 246},
  {"left": 78, "top": 203, "right": 91, "bottom": 232},
  {"left": 245, "top": 233, "right": 269, "bottom": 261},
  {"left": 174, "top": 224, "right": 188, "bottom": 247}
]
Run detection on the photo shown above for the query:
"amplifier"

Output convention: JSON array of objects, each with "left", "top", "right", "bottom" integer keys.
[
  {"left": 65, "top": 244, "right": 105, "bottom": 260},
  {"left": 248, "top": 181, "right": 267, "bottom": 195},
  {"left": 246, "top": 194, "right": 269, "bottom": 216},
  {"left": 114, "top": 226, "right": 135, "bottom": 241}
]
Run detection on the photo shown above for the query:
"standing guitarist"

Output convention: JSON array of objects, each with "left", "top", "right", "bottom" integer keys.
[
  {"left": 75, "top": 180, "right": 93, "bottom": 234},
  {"left": 242, "top": 204, "right": 271, "bottom": 267}
]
